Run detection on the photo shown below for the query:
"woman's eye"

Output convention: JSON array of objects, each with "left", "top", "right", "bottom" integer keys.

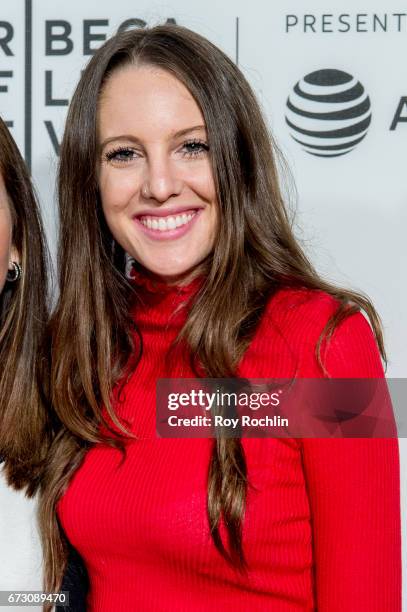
[
  {"left": 181, "top": 140, "right": 209, "bottom": 158},
  {"left": 104, "top": 147, "right": 138, "bottom": 163}
]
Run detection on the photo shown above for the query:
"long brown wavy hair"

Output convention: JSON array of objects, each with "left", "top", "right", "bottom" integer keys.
[
  {"left": 40, "top": 24, "right": 386, "bottom": 594},
  {"left": 0, "top": 116, "right": 49, "bottom": 495}
]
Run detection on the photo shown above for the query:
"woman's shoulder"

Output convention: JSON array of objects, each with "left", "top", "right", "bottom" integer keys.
[
  {"left": 260, "top": 286, "right": 341, "bottom": 348},
  {"left": 265, "top": 286, "right": 340, "bottom": 323},
  {"left": 264, "top": 285, "right": 374, "bottom": 334},
  {"left": 255, "top": 286, "right": 384, "bottom": 377}
]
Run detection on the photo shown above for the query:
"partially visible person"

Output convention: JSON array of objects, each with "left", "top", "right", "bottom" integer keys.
[{"left": 0, "top": 116, "right": 49, "bottom": 601}]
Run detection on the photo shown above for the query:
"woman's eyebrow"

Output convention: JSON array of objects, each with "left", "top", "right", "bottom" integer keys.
[
  {"left": 171, "top": 125, "right": 206, "bottom": 138},
  {"left": 99, "top": 125, "right": 206, "bottom": 150}
]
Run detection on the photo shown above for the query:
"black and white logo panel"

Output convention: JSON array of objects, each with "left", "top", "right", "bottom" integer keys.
[{"left": 285, "top": 69, "right": 372, "bottom": 157}]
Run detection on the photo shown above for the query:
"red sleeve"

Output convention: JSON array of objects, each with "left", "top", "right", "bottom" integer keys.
[{"left": 300, "top": 312, "right": 401, "bottom": 611}]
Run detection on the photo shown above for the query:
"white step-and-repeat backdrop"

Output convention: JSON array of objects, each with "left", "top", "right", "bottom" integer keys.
[{"left": 0, "top": 1, "right": 405, "bottom": 610}]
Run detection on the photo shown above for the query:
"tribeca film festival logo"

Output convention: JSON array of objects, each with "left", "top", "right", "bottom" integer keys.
[{"left": 285, "top": 69, "right": 372, "bottom": 158}]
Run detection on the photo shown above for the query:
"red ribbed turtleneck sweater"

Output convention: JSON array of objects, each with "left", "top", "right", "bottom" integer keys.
[{"left": 57, "top": 276, "right": 401, "bottom": 611}]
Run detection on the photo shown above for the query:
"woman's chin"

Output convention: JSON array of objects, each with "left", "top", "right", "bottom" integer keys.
[
  {"left": 148, "top": 269, "right": 193, "bottom": 285},
  {"left": 136, "top": 259, "right": 201, "bottom": 285}
]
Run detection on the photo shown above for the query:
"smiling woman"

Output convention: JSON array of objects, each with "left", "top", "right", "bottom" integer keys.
[{"left": 42, "top": 23, "right": 400, "bottom": 612}]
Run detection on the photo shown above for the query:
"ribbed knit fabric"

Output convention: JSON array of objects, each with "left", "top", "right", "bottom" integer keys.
[{"left": 57, "top": 278, "right": 401, "bottom": 611}]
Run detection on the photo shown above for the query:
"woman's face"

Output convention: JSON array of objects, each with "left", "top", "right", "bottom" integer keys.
[
  {"left": 97, "top": 65, "right": 218, "bottom": 282},
  {"left": 0, "top": 172, "right": 14, "bottom": 294}
]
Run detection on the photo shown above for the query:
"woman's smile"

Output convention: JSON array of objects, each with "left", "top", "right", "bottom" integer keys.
[{"left": 133, "top": 206, "right": 203, "bottom": 240}]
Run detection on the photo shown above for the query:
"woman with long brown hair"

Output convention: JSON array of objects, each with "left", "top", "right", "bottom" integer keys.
[
  {"left": 42, "top": 24, "right": 401, "bottom": 611},
  {"left": 0, "top": 116, "right": 49, "bottom": 590}
]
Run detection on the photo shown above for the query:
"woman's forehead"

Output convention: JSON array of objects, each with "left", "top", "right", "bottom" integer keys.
[{"left": 97, "top": 65, "right": 206, "bottom": 143}]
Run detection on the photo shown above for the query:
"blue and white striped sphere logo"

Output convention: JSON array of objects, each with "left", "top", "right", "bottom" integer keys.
[{"left": 285, "top": 69, "right": 372, "bottom": 157}]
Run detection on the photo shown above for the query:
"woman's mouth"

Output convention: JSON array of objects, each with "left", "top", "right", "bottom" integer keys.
[
  {"left": 140, "top": 211, "right": 196, "bottom": 231},
  {"left": 134, "top": 209, "right": 201, "bottom": 240}
]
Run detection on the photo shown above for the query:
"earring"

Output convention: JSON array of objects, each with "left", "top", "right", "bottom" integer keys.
[{"left": 7, "top": 261, "right": 22, "bottom": 282}]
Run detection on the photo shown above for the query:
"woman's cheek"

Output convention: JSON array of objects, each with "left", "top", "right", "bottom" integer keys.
[
  {"left": 100, "top": 172, "right": 139, "bottom": 212},
  {"left": 187, "top": 167, "right": 216, "bottom": 203}
]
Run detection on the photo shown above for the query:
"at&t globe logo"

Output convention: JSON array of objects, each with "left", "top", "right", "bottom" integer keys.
[{"left": 285, "top": 69, "right": 372, "bottom": 157}]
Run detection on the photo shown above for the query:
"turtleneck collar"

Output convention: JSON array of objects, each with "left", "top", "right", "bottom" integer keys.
[{"left": 127, "top": 264, "right": 205, "bottom": 334}]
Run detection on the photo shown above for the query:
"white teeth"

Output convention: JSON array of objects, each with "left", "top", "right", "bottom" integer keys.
[{"left": 140, "top": 211, "right": 197, "bottom": 231}]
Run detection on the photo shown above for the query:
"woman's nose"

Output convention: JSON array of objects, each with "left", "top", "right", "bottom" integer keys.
[{"left": 141, "top": 156, "right": 183, "bottom": 203}]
